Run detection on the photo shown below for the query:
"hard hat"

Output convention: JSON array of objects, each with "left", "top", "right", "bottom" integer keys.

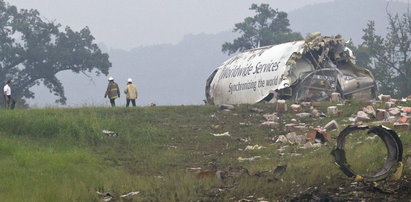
[
  {"left": 108, "top": 77, "right": 114, "bottom": 81},
  {"left": 128, "top": 78, "right": 132, "bottom": 82}
]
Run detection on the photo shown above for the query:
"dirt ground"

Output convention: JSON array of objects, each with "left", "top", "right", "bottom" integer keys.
[{"left": 288, "top": 173, "right": 411, "bottom": 201}]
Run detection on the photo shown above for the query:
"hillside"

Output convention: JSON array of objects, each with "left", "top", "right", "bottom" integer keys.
[{"left": 0, "top": 100, "right": 410, "bottom": 201}]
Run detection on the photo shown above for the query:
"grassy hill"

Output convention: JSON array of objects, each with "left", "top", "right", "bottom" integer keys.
[{"left": 0, "top": 101, "right": 410, "bottom": 201}]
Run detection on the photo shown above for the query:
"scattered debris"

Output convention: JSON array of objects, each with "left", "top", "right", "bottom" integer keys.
[
  {"left": 187, "top": 167, "right": 202, "bottom": 171},
  {"left": 219, "top": 104, "right": 235, "bottom": 110},
  {"left": 276, "top": 100, "right": 287, "bottom": 113},
  {"left": 212, "top": 132, "right": 231, "bottom": 137},
  {"left": 244, "top": 145, "right": 265, "bottom": 150},
  {"left": 295, "top": 112, "right": 311, "bottom": 118},
  {"left": 376, "top": 109, "right": 388, "bottom": 121},
  {"left": 96, "top": 191, "right": 112, "bottom": 202},
  {"left": 238, "top": 156, "right": 262, "bottom": 162},
  {"left": 363, "top": 105, "right": 376, "bottom": 118},
  {"left": 291, "top": 104, "right": 302, "bottom": 113},
  {"left": 250, "top": 107, "right": 264, "bottom": 113},
  {"left": 211, "top": 124, "right": 220, "bottom": 129},
  {"left": 385, "top": 101, "right": 396, "bottom": 109},
  {"left": 301, "top": 142, "right": 322, "bottom": 149},
  {"left": 102, "top": 130, "right": 118, "bottom": 137},
  {"left": 120, "top": 191, "right": 140, "bottom": 198},
  {"left": 389, "top": 107, "right": 401, "bottom": 116},
  {"left": 331, "top": 92, "right": 341, "bottom": 103},
  {"left": 276, "top": 135, "right": 288, "bottom": 144},
  {"left": 286, "top": 132, "right": 304, "bottom": 145},
  {"left": 327, "top": 106, "right": 338, "bottom": 116},
  {"left": 301, "top": 102, "right": 312, "bottom": 108},
  {"left": 311, "top": 108, "right": 320, "bottom": 118},
  {"left": 356, "top": 111, "right": 371, "bottom": 122},
  {"left": 379, "top": 94, "right": 391, "bottom": 102},
  {"left": 261, "top": 121, "right": 279, "bottom": 127},
  {"left": 236, "top": 137, "right": 252, "bottom": 143},
  {"left": 394, "top": 122, "right": 409, "bottom": 129},
  {"left": 324, "top": 120, "right": 340, "bottom": 131},
  {"left": 263, "top": 113, "right": 279, "bottom": 121},
  {"left": 306, "top": 129, "right": 329, "bottom": 143}
]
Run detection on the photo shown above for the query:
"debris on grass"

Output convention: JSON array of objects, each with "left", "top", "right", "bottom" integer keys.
[
  {"left": 379, "top": 94, "right": 391, "bottom": 102},
  {"left": 102, "top": 130, "right": 118, "bottom": 137},
  {"left": 276, "top": 100, "right": 287, "bottom": 113},
  {"left": 261, "top": 121, "right": 279, "bottom": 127},
  {"left": 295, "top": 112, "right": 311, "bottom": 118},
  {"left": 306, "top": 129, "right": 329, "bottom": 143},
  {"left": 238, "top": 156, "right": 262, "bottom": 162},
  {"left": 327, "top": 106, "right": 338, "bottom": 116},
  {"left": 244, "top": 145, "right": 265, "bottom": 151},
  {"left": 263, "top": 113, "right": 279, "bottom": 121},
  {"left": 96, "top": 191, "right": 112, "bottom": 202},
  {"left": 212, "top": 132, "right": 231, "bottom": 137},
  {"left": 389, "top": 107, "right": 401, "bottom": 116},
  {"left": 250, "top": 107, "right": 264, "bottom": 113},
  {"left": 120, "top": 191, "right": 140, "bottom": 198},
  {"left": 331, "top": 92, "right": 341, "bottom": 103},
  {"left": 376, "top": 109, "right": 389, "bottom": 121},
  {"left": 187, "top": 167, "right": 202, "bottom": 171},
  {"left": 324, "top": 120, "right": 340, "bottom": 131},
  {"left": 356, "top": 111, "right": 371, "bottom": 122},
  {"left": 363, "top": 105, "right": 376, "bottom": 118},
  {"left": 286, "top": 132, "right": 304, "bottom": 145},
  {"left": 291, "top": 104, "right": 302, "bottom": 113},
  {"left": 301, "top": 142, "right": 322, "bottom": 149},
  {"left": 219, "top": 104, "right": 235, "bottom": 110}
]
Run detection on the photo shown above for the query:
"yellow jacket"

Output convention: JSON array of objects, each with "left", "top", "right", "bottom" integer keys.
[{"left": 124, "top": 84, "right": 138, "bottom": 99}]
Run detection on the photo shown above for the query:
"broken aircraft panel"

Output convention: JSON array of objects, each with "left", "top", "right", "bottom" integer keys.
[{"left": 205, "top": 33, "right": 376, "bottom": 105}]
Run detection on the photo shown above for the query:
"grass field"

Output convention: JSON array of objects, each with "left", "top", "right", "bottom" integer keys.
[{"left": 0, "top": 101, "right": 410, "bottom": 201}]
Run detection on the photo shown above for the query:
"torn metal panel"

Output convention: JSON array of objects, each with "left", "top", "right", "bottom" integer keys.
[{"left": 205, "top": 34, "right": 376, "bottom": 105}]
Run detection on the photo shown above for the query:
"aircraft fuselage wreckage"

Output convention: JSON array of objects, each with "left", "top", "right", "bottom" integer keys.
[{"left": 206, "top": 34, "right": 376, "bottom": 105}]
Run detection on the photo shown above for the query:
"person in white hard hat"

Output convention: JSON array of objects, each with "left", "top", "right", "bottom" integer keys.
[
  {"left": 124, "top": 78, "right": 138, "bottom": 107},
  {"left": 104, "top": 77, "right": 120, "bottom": 107}
]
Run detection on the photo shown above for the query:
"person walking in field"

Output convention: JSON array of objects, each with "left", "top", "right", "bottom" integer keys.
[
  {"left": 124, "top": 78, "right": 138, "bottom": 107},
  {"left": 104, "top": 77, "right": 120, "bottom": 107},
  {"left": 3, "top": 80, "right": 16, "bottom": 110}
]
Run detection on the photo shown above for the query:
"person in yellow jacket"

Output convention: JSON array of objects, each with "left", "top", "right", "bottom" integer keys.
[
  {"left": 104, "top": 77, "right": 120, "bottom": 107},
  {"left": 124, "top": 78, "right": 138, "bottom": 107}
]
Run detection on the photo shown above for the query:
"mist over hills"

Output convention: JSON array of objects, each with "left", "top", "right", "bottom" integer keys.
[
  {"left": 29, "top": 32, "right": 234, "bottom": 107},
  {"left": 28, "top": 0, "right": 410, "bottom": 107},
  {"left": 288, "top": 0, "right": 408, "bottom": 43}
]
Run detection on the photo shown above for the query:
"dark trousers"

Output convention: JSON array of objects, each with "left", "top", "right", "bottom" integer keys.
[
  {"left": 126, "top": 99, "right": 136, "bottom": 107},
  {"left": 109, "top": 99, "right": 116, "bottom": 107},
  {"left": 4, "top": 95, "right": 15, "bottom": 110}
]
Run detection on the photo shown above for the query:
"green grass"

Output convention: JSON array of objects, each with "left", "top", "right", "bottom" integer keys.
[{"left": 0, "top": 102, "right": 410, "bottom": 201}]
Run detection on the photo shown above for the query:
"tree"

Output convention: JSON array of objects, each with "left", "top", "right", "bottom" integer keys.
[
  {"left": 222, "top": 3, "right": 303, "bottom": 55},
  {"left": 357, "top": 13, "right": 411, "bottom": 97},
  {"left": 0, "top": 1, "right": 111, "bottom": 105}
]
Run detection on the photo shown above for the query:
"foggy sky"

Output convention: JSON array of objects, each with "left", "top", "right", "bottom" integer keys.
[{"left": 6, "top": 0, "right": 333, "bottom": 50}]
